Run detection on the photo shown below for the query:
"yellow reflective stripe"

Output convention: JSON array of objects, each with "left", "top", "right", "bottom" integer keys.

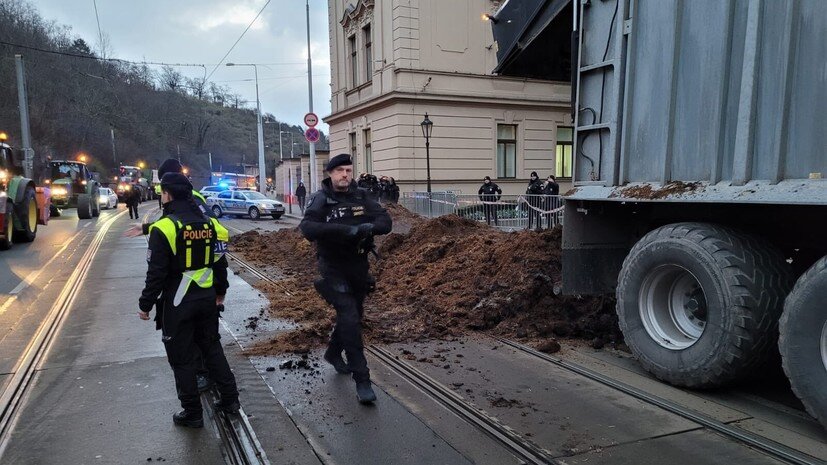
[
  {"left": 211, "top": 218, "right": 229, "bottom": 242},
  {"left": 205, "top": 246, "right": 210, "bottom": 266},
  {"left": 193, "top": 191, "right": 207, "bottom": 203},
  {"left": 148, "top": 218, "right": 177, "bottom": 254},
  {"left": 154, "top": 185, "right": 161, "bottom": 195},
  {"left": 185, "top": 246, "right": 192, "bottom": 268}
]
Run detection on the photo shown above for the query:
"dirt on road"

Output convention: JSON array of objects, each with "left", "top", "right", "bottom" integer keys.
[{"left": 232, "top": 204, "right": 621, "bottom": 355}]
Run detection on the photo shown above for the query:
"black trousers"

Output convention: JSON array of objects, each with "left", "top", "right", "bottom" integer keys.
[
  {"left": 483, "top": 203, "right": 498, "bottom": 226},
  {"left": 128, "top": 204, "right": 139, "bottom": 219},
  {"left": 526, "top": 202, "right": 542, "bottom": 229},
  {"left": 161, "top": 296, "right": 238, "bottom": 412},
  {"left": 298, "top": 196, "right": 306, "bottom": 213},
  {"left": 315, "top": 266, "right": 370, "bottom": 383}
]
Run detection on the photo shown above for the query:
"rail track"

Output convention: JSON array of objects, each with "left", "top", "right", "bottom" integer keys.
[{"left": 227, "top": 250, "right": 826, "bottom": 465}]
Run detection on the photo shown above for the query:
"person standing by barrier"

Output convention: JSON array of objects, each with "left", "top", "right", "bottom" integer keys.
[
  {"left": 138, "top": 173, "right": 240, "bottom": 428},
  {"left": 543, "top": 175, "right": 560, "bottom": 228},
  {"left": 296, "top": 181, "right": 307, "bottom": 214},
  {"left": 388, "top": 177, "right": 400, "bottom": 204},
  {"left": 526, "top": 171, "right": 543, "bottom": 230},
  {"left": 300, "top": 154, "right": 392, "bottom": 404},
  {"left": 478, "top": 176, "right": 502, "bottom": 226}
]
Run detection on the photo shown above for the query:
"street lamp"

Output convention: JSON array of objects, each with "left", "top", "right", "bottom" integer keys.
[
  {"left": 420, "top": 113, "right": 433, "bottom": 193},
  {"left": 226, "top": 62, "right": 266, "bottom": 194}
]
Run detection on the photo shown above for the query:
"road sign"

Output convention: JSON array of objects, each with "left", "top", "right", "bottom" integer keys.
[
  {"left": 304, "top": 112, "right": 319, "bottom": 127},
  {"left": 305, "top": 127, "right": 320, "bottom": 143}
]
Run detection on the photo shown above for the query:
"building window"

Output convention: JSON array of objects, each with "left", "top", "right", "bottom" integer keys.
[
  {"left": 364, "top": 25, "right": 372, "bottom": 82},
  {"left": 349, "top": 131, "right": 358, "bottom": 172},
  {"left": 364, "top": 129, "right": 372, "bottom": 172},
  {"left": 348, "top": 35, "right": 358, "bottom": 87},
  {"left": 496, "top": 124, "right": 517, "bottom": 179},
  {"left": 556, "top": 127, "right": 573, "bottom": 178}
]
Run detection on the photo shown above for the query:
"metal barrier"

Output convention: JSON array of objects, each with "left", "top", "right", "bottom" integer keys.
[{"left": 402, "top": 192, "right": 563, "bottom": 231}]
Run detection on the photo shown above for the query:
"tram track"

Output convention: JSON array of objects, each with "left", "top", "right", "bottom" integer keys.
[
  {"left": 0, "top": 210, "right": 126, "bottom": 448},
  {"left": 226, "top": 249, "right": 827, "bottom": 465}
]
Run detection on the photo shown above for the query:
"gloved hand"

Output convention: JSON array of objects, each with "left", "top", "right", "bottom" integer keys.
[{"left": 356, "top": 223, "right": 374, "bottom": 239}]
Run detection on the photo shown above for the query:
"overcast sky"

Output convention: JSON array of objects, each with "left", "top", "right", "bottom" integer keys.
[{"left": 35, "top": 0, "right": 331, "bottom": 133}]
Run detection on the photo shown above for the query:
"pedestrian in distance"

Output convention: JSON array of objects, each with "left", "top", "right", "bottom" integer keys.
[
  {"left": 138, "top": 172, "right": 240, "bottom": 428},
  {"left": 542, "top": 175, "right": 560, "bottom": 228},
  {"left": 296, "top": 181, "right": 307, "bottom": 214},
  {"left": 478, "top": 176, "right": 502, "bottom": 226},
  {"left": 525, "top": 171, "right": 544, "bottom": 231},
  {"left": 388, "top": 177, "right": 400, "bottom": 204},
  {"left": 126, "top": 184, "right": 140, "bottom": 219},
  {"left": 300, "top": 153, "right": 392, "bottom": 404}
]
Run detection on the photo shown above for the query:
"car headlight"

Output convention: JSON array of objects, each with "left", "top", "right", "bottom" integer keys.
[
  {"left": 99, "top": 197, "right": 108, "bottom": 204},
  {"left": 52, "top": 187, "right": 67, "bottom": 196},
  {"left": 259, "top": 203, "right": 269, "bottom": 209},
  {"left": 0, "top": 170, "right": 7, "bottom": 180}
]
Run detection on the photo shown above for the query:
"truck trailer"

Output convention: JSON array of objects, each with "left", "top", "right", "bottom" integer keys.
[{"left": 564, "top": 0, "right": 826, "bottom": 429}]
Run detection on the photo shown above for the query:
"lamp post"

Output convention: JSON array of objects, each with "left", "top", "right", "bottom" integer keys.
[
  {"left": 420, "top": 113, "right": 433, "bottom": 193},
  {"left": 226, "top": 62, "right": 266, "bottom": 194}
]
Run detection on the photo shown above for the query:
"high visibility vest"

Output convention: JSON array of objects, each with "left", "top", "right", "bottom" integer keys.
[{"left": 149, "top": 214, "right": 229, "bottom": 306}]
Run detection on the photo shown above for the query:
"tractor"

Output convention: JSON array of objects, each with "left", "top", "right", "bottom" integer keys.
[{"left": 45, "top": 160, "right": 101, "bottom": 219}]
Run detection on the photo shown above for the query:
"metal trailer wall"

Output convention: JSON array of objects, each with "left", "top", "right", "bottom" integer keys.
[{"left": 572, "top": 0, "right": 827, "bottom": 201}]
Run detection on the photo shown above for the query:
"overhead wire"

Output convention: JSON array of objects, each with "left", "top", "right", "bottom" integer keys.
[{"left": 204, "top": 0, "right": 272, "bottom": 82}]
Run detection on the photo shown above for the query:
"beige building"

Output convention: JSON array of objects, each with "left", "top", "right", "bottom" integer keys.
[
  {"left": 274, "top": 150, "right": 330, "bottom": 199},
  {"left": 325, "top": 0, "right": 573, "bottom": 195}
]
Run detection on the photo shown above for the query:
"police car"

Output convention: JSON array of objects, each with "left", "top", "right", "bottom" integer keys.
[{"left": 206, "top": 189, "right": 285, "bottom": 220}]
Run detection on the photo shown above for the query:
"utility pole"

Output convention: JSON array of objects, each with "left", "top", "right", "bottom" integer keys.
[
  {"left": 110, "top": 127, "right": 117, "bottom": 163},
  {"left": 14, "top": 55, "right": 33, "bottom": 179},
  {"left": 306, "top": 0, "right": 317, "bottom": 192}
]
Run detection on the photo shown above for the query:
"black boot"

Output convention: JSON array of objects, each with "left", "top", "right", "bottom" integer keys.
[
  {"left": 213, "top": 399, "right": 240, "bottom": 415},
  {"left": 356, "top": 381, "right": 376, "bottom": 404},
  {"left": 323, "top": 347, "right": 351, "bottom": 374},
  {"left": 173, "top": 410, "right": 203, "bottom": 428}
]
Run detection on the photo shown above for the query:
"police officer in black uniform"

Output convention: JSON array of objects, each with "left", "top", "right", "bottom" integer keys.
[
  {"left": 138, "top": 172, "right": 240, "bottom": 427},
  {"left": 300, "top": 154, "right": 392, "bottom": 404}
]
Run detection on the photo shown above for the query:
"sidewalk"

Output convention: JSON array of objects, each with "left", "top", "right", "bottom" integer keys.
[{"left": 1, "top": 214, "right": 318, "bottom": 464}]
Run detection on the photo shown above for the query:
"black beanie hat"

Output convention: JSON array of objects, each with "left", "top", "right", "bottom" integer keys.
[
  {"left": 158, "top": 158, "right": 183, "bottom": 178},
  {"left": 160, "top": 172, "right": 192, "bottom": 189},
  {"left": 325, "top": 153, "right": 353, "bottom": 172},
  {"left": 530, "top": 171, "right": 538, "bottom": 177}
]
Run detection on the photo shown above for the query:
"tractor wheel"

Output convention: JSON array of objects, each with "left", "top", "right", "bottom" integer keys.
[
  {"left": 77, "top": 194, "right": 93, "bottom": 219},
  {"left": 13, "top": 186, "right": 37, "bottom": 242},
  {"left": 616, "top": 222, "right": 792, "bottom": 388},
  {"left": 91, "top": 192, "right": 101, "bottom": 218},
  {"left": 0, "top": 201, "right": 13, "bottom": 250},
  {"left": 779, "top": 255, "right": 827, "bottom": 430}
]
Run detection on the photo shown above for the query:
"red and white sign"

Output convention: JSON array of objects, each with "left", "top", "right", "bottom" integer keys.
[
  {"left": 304, "top": 127, "right": 320, "bottom": 143},
  {"left": 303, "top": 112, "right": 319, "bottom": 127}
]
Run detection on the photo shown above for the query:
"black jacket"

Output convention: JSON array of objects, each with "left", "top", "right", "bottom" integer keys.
[
  {"left": 478, "top": 182, "right": 502, "bottom": 202},
  {"left": 139, "top": 199, "right": 229, "bottom": 315},
  {"left": 296, "top": 184, "right": 307, "bottom": 198},
  {"left": 300, "top": 178, "right": 392, "bottom": 266},
  {"left": 543, "top": 180, "right": 560, "bottom": 196}
]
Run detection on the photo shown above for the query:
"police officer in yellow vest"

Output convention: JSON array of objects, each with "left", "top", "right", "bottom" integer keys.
[{"left": 138, "top": 172, "right": 240, "bottom": 428}]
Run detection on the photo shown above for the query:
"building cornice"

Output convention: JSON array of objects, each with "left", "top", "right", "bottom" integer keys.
[{"left": 324, "top": 89, "right": 570, "bottom": 125}]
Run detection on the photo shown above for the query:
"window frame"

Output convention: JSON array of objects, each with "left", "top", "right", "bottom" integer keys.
[
  {"left": 496, "top": 124, "right": 517, "bottom": 179},
  {"left": 217, "top": 191, "right": 232, "bottom": 199},
  {"left": 363, "top": 24, "right": 372, "bottom": 82},
  {"left": 555, "top": 126, "right": 574, "bottom": 179},
  {"left": 363, "top": 128, "right": 372, "bottom": 173},
  {"left": 349, "top": 131, "right": 358, "bottom": 172},
  {"left": 348, "top": 34, "right": 358, "bottom": 87}
]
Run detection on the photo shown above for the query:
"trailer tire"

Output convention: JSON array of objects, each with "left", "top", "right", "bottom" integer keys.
[
  {"left": 12, "top": 186, "right": 37, "bottom": 242},
  {"left": 616, "top": 222, "right": 792, "bottom": 388},
  {"left": 779, "top": 255, "right": 827, "bottom": 430},
  {"left": 1, "top": 201, "right": 13, "bottom": 250},
  {"left": 77, "top": 194, "right": 93, "bottom": 219}
]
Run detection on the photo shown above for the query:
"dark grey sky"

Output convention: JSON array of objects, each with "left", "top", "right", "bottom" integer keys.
[{"left": 35, "top": 0, "right": 331, "bottom": 133}]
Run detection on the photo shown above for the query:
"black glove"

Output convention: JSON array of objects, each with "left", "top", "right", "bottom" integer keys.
[
  {"left": 217, "top": 304, "right": 225, "bottom": 313},
  {"left": 356, "top": 223, "right": 374, "bottom": 239}
]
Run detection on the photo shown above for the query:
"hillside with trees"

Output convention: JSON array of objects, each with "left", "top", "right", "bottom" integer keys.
[{"left": 0, "top": 0, "right": 326, "bottom": 181}]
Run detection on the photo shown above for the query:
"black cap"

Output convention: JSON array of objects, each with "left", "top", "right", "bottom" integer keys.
[
  {"left": 158, "top": 158, "right": 183, "bottom": 178},
  {"left": 484, "top": 176, "right": 491, "bottom": 181},
  {"left": 160, "top": 172, "right": 192, "bottom": 189},
  {"left": 530, "top": 171, "right": 538, "bottom": 177},
  {"left": 325, "top": 153, "right": 353, "bottom": 172}
]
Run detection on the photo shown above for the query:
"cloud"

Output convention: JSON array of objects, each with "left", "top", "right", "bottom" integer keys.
[{"left": 189, "top": 2, "right": 269, "bottom": 32}]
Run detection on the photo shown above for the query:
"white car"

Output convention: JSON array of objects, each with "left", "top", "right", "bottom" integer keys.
[
  {"left": 206, "top": 190, "right": 285, "bottom": 220},
  {"left": 98, "top": 188, "right": 118, "bottom": 209},
  {"left": 200, "top": 185, "right": 230, "bottom": 198}
]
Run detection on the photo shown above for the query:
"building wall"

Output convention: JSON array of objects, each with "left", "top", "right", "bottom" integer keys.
[{"left": 326, "top": 0, "right": 572, "bottom": 196}]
